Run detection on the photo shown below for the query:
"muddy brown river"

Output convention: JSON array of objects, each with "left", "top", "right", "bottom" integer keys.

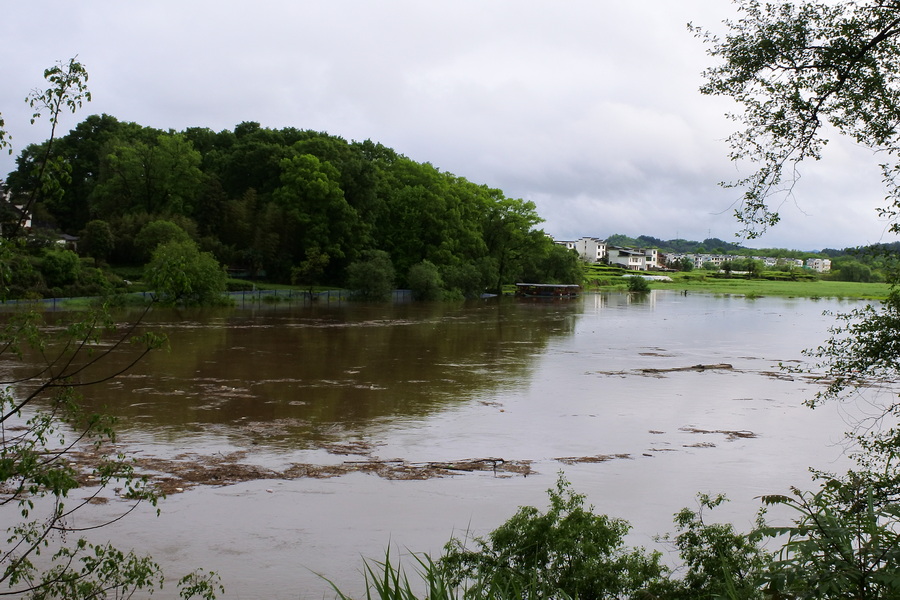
[{"left": 5, "top": 291, "right": 868, "bottom": 598}]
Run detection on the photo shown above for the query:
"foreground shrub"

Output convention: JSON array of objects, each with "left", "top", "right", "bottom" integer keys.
[
  {"left": 626, "top": 275, "right": 651, "bottom": 293},
  {"left": 439, "top": 475, "right": 668, "bottom": 599}
]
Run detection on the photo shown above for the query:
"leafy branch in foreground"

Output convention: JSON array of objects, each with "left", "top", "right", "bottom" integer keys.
[
  {"left": 0, "top": 300, "right": 222, "bottom": 598},
  {"left": 759, "top": 476, "right": 900, "bottom": 599},
  {"left": 1, "top": 56, "right": 222, "bottom": 599},
  {"left": 692, "top": 0, "right": 900, "bottom": 239},
  {"left": 8, "top": 57, "right": 91, "bottom": 239}
]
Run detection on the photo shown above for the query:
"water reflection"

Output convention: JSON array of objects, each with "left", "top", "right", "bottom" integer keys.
[{"left": 15, "top": 299, "right": 581, "bottom": 449}]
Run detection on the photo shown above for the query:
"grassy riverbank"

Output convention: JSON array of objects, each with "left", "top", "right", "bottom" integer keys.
[
  {"left": 591, "top": 273, "right": 890, "bottom": 300},
  {"left": 661, "top": 274, "right": 889, "bottom": 299}
]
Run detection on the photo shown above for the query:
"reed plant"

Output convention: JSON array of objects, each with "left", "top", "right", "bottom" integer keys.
[{"left": 325, "top": 546, "right": 575, "bottom": 600}]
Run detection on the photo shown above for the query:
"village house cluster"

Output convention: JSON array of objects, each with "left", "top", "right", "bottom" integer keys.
[{"left": 555, "top": 236, "right": 832, "bottom": 273}]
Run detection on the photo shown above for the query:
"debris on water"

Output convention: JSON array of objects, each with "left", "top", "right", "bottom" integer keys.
[
  {"left": 679, "top": 426, "right": 757, "bottom": 440},
  {"left": 554, "top": 453, "right": 631, "bottom": 465},
  {"left": 640, "top": 364, "right": 734, "bottom": 374},
  {"left": 595, "top": 364, "right": 736, "bottom": 377}
]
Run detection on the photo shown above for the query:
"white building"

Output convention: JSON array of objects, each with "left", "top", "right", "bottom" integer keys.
[
  {"left": 558, "top": 237, "right": 607, "bottom": 263},
  {"left": 555, "top": 237, "right": 662, "bottom": 270},
  {"left": 607, "top": 246, "right": 646, "bottom": 270},
  {"left": 806, "top": 257, "right": 832, "bottom": 272}
]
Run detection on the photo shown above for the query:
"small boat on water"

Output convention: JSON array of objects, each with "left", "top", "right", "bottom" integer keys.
[{"left": 514, "top": 283, "right": 581, "bottom": 298}]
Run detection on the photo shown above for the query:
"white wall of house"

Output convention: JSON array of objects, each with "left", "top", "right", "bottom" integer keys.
[
  {"left": 569, "top": 237, "right": 607, "bottom": 263},
  {"left": 608, "top": 247, "right": 646, "bottom": 270},
  {"left": 806, "top": 258, "right": 832, "bottom": 272}
]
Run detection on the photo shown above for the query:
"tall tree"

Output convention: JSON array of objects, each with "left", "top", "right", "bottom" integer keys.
[
  {"left": 481, "top": 193, "right": 544, "bottom": 293},
  {"left": 91, "top": 132, "right": 203, "bottom": 217},
  {"left": 271, "top": 153, "right": 360, "bottom": 275}
]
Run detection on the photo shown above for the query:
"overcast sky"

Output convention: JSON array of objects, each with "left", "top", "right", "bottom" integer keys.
[{"left": 1, "top": 1, "right": 895, "bottom": 251}]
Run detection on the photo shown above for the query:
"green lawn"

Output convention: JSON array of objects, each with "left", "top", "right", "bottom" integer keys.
[{"left": 649, "top": 274, "right": 889, "bottom": 300}]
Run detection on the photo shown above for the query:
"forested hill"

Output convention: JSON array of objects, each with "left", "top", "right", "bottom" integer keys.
[
  {"left": 3, "top": 115, "right": 582, "bottom": 295},
  {"left": 605, "top": 234, "right": 748, "bottom": 255},
  {"left": 605, "top": 233, "right": 878, "bottom": 258}
]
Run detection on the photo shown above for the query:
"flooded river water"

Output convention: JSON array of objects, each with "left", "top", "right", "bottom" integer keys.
[{"left": 6, "top": 291, "right": 870, "bottom": 598}]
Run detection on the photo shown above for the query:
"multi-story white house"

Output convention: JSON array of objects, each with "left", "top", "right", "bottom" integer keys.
[
  {"left": 607, "top": 246, "right": 647, "bottom": 270},
  {"left": 806, "top": 257, "right": 832, "bottom": 272},
  {"left": 557, "top": 237, "right": 608, "bottom": 263}
]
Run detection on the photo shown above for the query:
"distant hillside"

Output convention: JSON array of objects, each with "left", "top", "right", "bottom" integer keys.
[
  {"left": 604, "top": 233, "right": 867, "bottom": 258},
  {"left": 605, "top": 234, "right": 751, "bottom": 255}
]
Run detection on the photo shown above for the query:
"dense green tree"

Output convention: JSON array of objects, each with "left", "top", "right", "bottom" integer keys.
[
  {"left": 291, "top": 246, "right": 330, "bottom": 298},
  {"left": 440, "top": 261, "right": 487, "bottom": 299},
  {"left": 79, "top": 218, "right": 115, "bottom": 262},
  {"left": 4, "top": 251, "right": 44, "bottom": 298},
  {"left": 374, "top": 159, "right": 457, "bottom": 275},
  {"left": 606, "top": 233, "right": 640, "bottom": 247},
  {"left": 214, "top": 122, "right": 291, "bottom": 198},
  {"left": 134, "top": 219, "right": 192, "bottom": 261},
  {"left": 407, "top": 260, "right": 443, "bottom": 301},
  {"left": 722, "top": 260, "right": 734, "bottom": 276},
  {"left": 144, "top": 239, "right": 227, "bottom": 306},
  {"left": 272, "top": 153, "right": 360, "bottom": 272},
  {"left": 91, "top": 132, "right": 203, "bottom": 217},
  {"left": 835, "top": 258, "right": 879, "bottom": 282},
  {"left": 520, "top": 239, "right": 583, "bottom": 285},
  {"left": 42, "top": 114, "right": 127, "bottom": 232},
  {"left": 346, "top": 250, "right": 395, "bottom": 301},
  {"left": 40, "top": 247, "right": 81, "bottom": 287},
  {"left": 4, "top": 105, "right": 599, "bottom": 291},
  {"left": 481, "top": 195, "right": 544, "bottom": 293}
]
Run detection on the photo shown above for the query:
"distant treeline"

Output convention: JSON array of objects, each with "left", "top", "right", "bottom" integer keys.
[{"left": 2, "top": 115, "right": 581, "bottom": 297}]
